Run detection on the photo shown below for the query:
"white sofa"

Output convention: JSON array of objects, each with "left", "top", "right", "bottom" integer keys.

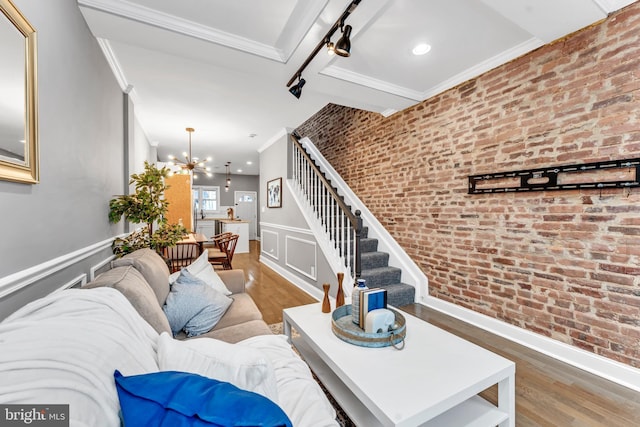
[{"left": 0, "top": 268, "right": 338, "bottom": 426}]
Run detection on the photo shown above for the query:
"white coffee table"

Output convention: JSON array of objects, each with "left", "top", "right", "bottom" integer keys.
[{"left": 283, "top": 303, "right": 515, "bottom": 427}]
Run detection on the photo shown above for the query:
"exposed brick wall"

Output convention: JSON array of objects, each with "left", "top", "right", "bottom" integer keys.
[{"left": 296, "top": 5, "right": 640, "bottom": 367}]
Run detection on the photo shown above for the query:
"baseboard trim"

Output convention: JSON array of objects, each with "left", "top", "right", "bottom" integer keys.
[
  {"left": 259, "top": 255, "right": 322, "bottom": 301},
  {"left": 424, "top": 296, "right": 640, "bottom": 393},
  {"left": 0, "top": 237, "right": 117, "bottom": 299}
]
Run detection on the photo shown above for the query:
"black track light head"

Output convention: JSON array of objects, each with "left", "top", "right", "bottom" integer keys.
[
  {"left": 289, "top": 77, "right": 306, "bottom": 99},
  {"left": 335, "top": 25, "right": 352, "bottom": 57}
]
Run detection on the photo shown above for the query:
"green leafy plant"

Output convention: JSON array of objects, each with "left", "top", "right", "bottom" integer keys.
[{"left": 109, "top": 161, "right": 187, "bottom": 257}]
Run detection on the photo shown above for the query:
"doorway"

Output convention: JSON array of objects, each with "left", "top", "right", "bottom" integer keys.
[{"left": 234, "top": 191, "right": 257, "bottom": 240}]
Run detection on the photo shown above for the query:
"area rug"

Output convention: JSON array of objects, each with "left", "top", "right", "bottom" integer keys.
[{"left": 268, "top": 322, "right": 355, "bottom": 427}]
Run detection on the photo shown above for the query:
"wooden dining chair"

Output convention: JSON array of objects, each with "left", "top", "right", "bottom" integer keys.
[
  {"left": 208, "top": 234, "right": 239, "bottom": 270},
  {"left": 202, "top": 232, "right": 232, "bottom": 257},
  {"left": 163, "top": 242, "right": 200, "bottom": 273}
]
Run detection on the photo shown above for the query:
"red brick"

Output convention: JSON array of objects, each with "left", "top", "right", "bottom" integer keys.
[{"left": 296, "top": 3, "right": 640, "bottom": 368}]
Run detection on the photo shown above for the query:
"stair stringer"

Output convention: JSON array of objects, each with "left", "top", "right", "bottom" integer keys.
[
  {"left": 286, "top": 178, "right": 355, "bottom": 298},
  {"left": 299, "top": 136, "right": 429, "bottom": 303}
]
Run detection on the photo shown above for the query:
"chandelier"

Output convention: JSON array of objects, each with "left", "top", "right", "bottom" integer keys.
[{"left": 168, "top": 127, "right": 212, "bottom": 179}]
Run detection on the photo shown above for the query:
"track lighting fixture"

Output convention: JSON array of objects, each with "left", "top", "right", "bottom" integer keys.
[
  {"left": 289, "top": 76, "right": 306, "bottom": 99},
  {"left": 334, "top": 25, "right": 352, "bottom": 57},
  {"left": 286, "top": 0, "right": 361, "bottom": 98}
]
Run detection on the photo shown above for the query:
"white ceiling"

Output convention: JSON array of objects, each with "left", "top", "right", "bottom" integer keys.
[{"left": 77, "top": 0, "right": 637, "bottom": 176}]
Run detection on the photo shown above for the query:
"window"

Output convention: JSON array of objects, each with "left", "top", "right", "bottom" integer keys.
[{"left": 192, "top": 186, "right": 220, "bottom": 216}]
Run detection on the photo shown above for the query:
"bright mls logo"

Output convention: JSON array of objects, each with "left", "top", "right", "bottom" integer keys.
[{"left": 0, "top": 405, "right": 69, "bottom": 426}]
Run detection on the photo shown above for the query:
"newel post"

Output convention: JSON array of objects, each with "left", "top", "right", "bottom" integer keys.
[{"left": 354, "top": 210, "right": 362, "bottom": 284}]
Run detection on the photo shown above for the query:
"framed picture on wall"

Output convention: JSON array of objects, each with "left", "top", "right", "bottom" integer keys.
[{"left": 267, "top": 177, "right": 282, "bottom": 208}]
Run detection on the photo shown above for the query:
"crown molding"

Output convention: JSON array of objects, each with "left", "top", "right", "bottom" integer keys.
[
  {"left": 97, "top": 38, "right": 140, "bottom": 105},
  {"left": 79, "top": 0, "right": 284, "bottom": 62},
  {"left": 258, "top": 128, "right": 292, "bottom": 153},
  {"left": 96, "top": 38, "right": 127, "bottom": 91},
  {"left": 419, "top": 37, "right": 544, "bottom": 101},
  {"left": 321, "top": 65, "right": 424, "bottom": 101},
  {"left": 320, "top": 39, "right": 542, "bottom": 102},
  {"left": 592, "top": 0, "right": 638, "bottom": 13},
  {"left": 320, "top": 37, "right": 543, "bottom": 115}
]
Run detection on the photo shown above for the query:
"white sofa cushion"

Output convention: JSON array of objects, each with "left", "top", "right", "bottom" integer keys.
[
  {"left": 169, "top": 249, "right": 232, "bottom": 296},
  {"left": 0, "top": 288, "right": 159, "bottom": 427},
  {"left": 157, "top": 332, "right": 279, "bottom": 402},
  {"left": 239, "top": 334, "right": 339, "bottom": 427}
]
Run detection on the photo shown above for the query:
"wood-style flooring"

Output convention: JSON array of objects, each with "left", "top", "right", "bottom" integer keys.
[{"left": 233, "top": 241, "right": 640, "bottom": 426}]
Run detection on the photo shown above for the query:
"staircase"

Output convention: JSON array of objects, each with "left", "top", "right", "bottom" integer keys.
[
  {"left": 359, "top": 226, "right": 415, "bottom": 307},
  {"left": 291, "top": 134, "right": 415, "bottom": 307}
]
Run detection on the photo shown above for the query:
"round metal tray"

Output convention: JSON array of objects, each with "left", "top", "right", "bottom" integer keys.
[{"left": 331, "top": 304, "right": 406, "bottom": 348}]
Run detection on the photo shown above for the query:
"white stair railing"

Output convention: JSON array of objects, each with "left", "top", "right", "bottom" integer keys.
[{"left": 291, "top": 134, "right": 362, "bottom": 287}]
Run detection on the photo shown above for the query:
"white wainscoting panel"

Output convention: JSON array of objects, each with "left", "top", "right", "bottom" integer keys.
[
  {"left": 285, "top": 236, "right": 317, "bottom": 281},
  {"left": 259, "top": 255, "right": 323, "bottom": 301},
  {"left": 261, "top": 229, "right": 279, "bottom": 260},
  {"left": 0, "top": 236, "right": 117, "bottom": 299},
  {"left": 90, "top": 255, "right": 115, "bottom": 281},
  {"left": 53, "top": 274, "right": 88, "bottom": 293}
]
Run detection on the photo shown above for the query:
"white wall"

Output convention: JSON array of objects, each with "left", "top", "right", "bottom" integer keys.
[
  {"left": 258, "top": 131, "right": 335, "bottom": 300},
  {"left": 0, "top": 0, "right": 151, "bottom": 318}
]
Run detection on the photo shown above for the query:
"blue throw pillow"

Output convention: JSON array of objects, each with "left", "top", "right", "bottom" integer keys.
[
  {"left": 114, "top": 370, "right": 292, "bottom": 427},
  {"left": 163, "top": 269, "right": 233, "bottom": 337}
]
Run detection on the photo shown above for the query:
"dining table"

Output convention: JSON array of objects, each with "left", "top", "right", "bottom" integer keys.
[{"left": 179, "top": 233, "right": 210, "bottom": 255}]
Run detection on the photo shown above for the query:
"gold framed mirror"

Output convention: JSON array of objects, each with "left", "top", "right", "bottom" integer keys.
[{"left": 0, "top": 0, "right": 38, "bottom": 184}]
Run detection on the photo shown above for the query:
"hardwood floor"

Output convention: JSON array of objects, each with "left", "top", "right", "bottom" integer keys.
[
  {"left": 234, "top": 241, "right": 640, "bottom": 426},
  {"left": 232, "top": 241, "right": 316, "bottom": 324}
]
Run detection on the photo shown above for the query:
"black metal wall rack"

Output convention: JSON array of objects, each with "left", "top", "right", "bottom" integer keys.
[{"left": 468, "top": 158, "right": 640, "bottom": 194}]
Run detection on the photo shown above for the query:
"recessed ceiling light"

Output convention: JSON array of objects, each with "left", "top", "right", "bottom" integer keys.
[
  {"left": 237, "top": 169, "right": 243, "bottom": 173},
  {"left": 412, "top": 43, "right": 431, "bottom": 56},
  {"left": 246, "top": 161, "right": 253, "bottom": 165}
]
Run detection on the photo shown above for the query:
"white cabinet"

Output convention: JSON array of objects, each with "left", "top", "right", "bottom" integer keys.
[
  {"left": 221, "top": 221, "right": 249, "bottom": 254},
  {"left": 195, "top": 220, "right": 215, "bottom": 239}
]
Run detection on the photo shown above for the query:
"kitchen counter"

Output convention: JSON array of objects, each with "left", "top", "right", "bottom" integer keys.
[
  {"left": 195, "top": 218, "right": 249, "bottom": 254},
  {"left": 219, "top": 221, "right": 249, "bottom": 253},
  {"left": 198, "top": 218, "right": 248, "bottom": 223}
]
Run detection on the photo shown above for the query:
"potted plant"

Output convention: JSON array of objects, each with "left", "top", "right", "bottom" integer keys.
[{"left": 109, "top": 161, "right": 186, "bottom": 257}]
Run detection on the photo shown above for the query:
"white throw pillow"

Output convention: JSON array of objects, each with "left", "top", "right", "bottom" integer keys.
[
  {"left": 169, "top": 249, "right": 232, "bottom": 295},
  {"left": 157, "top": 332, "right": 279, "bottom": 403}
]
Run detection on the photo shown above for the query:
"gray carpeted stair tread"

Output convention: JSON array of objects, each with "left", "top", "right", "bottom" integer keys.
[
  {"left": 361, "top": 251, "right": 389, "bottom": 270},
  {"left": 359, "top": 266, "right": 402, "bottom": 286},
  {"left": 360, "top": 238, "right": 378, "bottom": 253},
  {"left": 380, "top": 283, "right": 416, "bottom": 307}
]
